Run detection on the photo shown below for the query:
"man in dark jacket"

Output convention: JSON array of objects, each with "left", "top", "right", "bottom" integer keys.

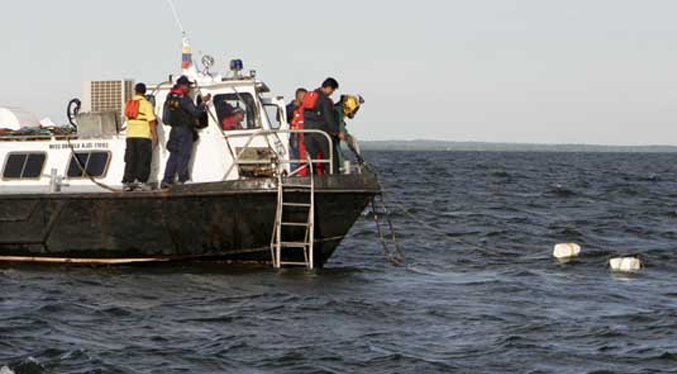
[
  {"left": 304, "top": 78, "right": 340, "bottom": 174},
  {"left": 161, "top": 76, "right": 211, "bottom": 188},
  {"left": 286, "top": 88, "right": 307, "bottom": 172},
  {"left": 286, "top": 88, "right": 307, "bottom": 124}
]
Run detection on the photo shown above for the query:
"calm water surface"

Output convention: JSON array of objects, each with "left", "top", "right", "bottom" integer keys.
[{"left": 2, "top": 151, "right": 677, "bottom": 373}]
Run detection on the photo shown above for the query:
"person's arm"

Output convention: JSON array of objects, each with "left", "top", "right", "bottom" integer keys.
[
  {"left": 144, "top": 101, "right": 159, "bottom": 146},
  {"left": 180, "top": 96, "right": 203, "bottom": 117},
  {"left": 150, "top": 121, "right": 159, "bottom": 147},
  {"left": 322, "top": 97, "right": 340, "bottom": 136},
  {"left": 162, "top": 100, "right": 171, "bottom": 126},
  {"left": 222, "top": 118, "right": 232, "bottom": 131},
  {"left": 286, "top": 102, "right": 295, "bottom": 124},
  {"left": 180, "top": 94, "right": 212, "bottom": 118}
]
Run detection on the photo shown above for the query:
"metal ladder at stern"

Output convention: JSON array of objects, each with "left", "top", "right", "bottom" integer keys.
[{"left": 271, "top": 165, "right": 315, "bottom": 269}]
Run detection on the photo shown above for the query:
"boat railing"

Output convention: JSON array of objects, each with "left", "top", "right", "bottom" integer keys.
[
  {"left": 222, "top": 129, "right": 335, "bottom": 179},
  {"left": 0, "top": 134, "right": 77, "bottom": 141}
]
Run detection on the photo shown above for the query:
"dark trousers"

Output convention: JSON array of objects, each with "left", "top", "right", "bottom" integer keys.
[
  {"left": 333, "top": 136, "right": 343, "bottom": 169},
  {"left": 330, "top": 135, "right": 340, "bottom": 174},
  {"left": 289, "top": 134, "right": 300, "bottom": 171},
  {"left": 305, "top": 133, "right": 339, "bottom": 174},
  {"left": 163, "top": 126, "right": 193, "bottom": 184},
  {"left": 123, "top": 138, "right": 153, "bottom": 184}
]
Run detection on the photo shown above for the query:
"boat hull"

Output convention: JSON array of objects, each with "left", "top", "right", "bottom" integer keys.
[{"left": 0, "top": 171, "right": 380, "bottom": 267}]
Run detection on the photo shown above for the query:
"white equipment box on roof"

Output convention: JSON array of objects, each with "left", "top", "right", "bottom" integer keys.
[{"left": 0, "top": 107, "right": 41, "bottom": 130}]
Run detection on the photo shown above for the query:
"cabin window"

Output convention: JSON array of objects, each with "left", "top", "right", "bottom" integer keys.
[
  {"left": 2, "top": 153, "right": 47, "bottom": 179},
  {"left": 67, "top": 151, "right": 111, "bottom": 179},
  {"left": 214, "top": 93, "right": 259, "bottom": 130},
  {"left": 264, "top": 103, "right": 284, "bottom": 130}
]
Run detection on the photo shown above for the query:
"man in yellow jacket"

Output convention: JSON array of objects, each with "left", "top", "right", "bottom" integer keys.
[{"left": 123, "top": 83, "right": 158, "bottom": 191}]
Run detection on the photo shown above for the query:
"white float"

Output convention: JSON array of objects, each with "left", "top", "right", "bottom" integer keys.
[
  {"left": 609, "top": 256, "right": 643, "bottom": 272},
  {"left": 0, "top": 107, "right": 41, "bottom": 130},
  {"left": 553, "top": 243, "right": 582, "bottom": 260}
]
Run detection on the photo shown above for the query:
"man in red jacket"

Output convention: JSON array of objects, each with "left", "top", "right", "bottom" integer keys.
[
  {"left": 287, "top": 88, "right": 308, "bottom": 175},
  {"left": 303, "top": 78, "right": 341, "bottom": 175},
  {"left": 222, "top": 106, "right": 245, "bottom": 131}
]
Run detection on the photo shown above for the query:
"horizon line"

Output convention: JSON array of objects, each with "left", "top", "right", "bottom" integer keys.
[{"left": 360, "top": 139, "right": 677, "bottom": 148}]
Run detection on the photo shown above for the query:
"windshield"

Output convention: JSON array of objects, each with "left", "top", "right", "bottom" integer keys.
[{"left": 213, "top": 93, "right": 259, "bottom": 130}]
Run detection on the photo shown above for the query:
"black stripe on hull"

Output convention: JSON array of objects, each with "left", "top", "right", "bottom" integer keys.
[{"left": 0, "top": 172, "right": 380, "bottom": 267}]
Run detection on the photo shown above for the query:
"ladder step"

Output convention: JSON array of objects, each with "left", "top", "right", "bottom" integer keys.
[
  {"left": 280, "top": 242, "right": 310, "bottom": 248},
  {"left": 279, "top": 262, "right": 311, "bottom": 266},
  {"left": 281, "top": 222, "right": 311, "bottom": 227},
  {"left": 283, "top": 203, "right": 312, "bottom": 208},
  {"left": 282, "top": 184, "right": 312, "bottom": 189}
]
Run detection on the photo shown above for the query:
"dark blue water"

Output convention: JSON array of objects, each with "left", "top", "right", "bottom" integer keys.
[{"left": 3, "top": 151, "right": 677, "bottom": 373}]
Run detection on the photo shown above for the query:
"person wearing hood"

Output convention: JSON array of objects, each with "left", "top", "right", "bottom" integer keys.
[
  {"left": 334, "top": 94, "right": 365, "bottom": 169},
  {"left": 161, "top": 75, "right": 211, "bottom": 188}
]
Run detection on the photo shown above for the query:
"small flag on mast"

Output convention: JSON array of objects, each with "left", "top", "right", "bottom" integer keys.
[{"left": 181, "top": 38, "right": 193, "bottom": 70}]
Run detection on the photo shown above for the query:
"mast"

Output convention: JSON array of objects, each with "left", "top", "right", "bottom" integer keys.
[{"left": 167, "top": 0, "right": 199, "bottom": 80}]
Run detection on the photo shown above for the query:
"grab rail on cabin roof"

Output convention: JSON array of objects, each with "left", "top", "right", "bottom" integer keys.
[
  {"left": 222, "top": 129, "right": 335, "bottom": 180},
  {"left": 0, "top": 134, "right": 77, "bottom": 141}
]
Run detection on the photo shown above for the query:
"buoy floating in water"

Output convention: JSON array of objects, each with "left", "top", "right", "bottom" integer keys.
[
  {"left": 609, "top": 256, "right": 643, "bottom": 273},
  {"left": 553, "top": 243, "right": 581, "bottom": 260}
]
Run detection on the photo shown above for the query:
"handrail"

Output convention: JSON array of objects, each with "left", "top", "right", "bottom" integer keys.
[
  {"left": 222, "top": 129, "right": 335, "bottom": 180},
  {"left": 0, "top": 134, "right": 77, "bottom": 141}
]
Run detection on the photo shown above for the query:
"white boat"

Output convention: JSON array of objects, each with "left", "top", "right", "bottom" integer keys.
[{"left": 0, "top": 39, "right": 379, "bottom": 269}]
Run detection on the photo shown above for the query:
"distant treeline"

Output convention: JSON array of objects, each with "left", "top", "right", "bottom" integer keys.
[{"left": 360, "top": 140, "right": 677, "bottom": 153}]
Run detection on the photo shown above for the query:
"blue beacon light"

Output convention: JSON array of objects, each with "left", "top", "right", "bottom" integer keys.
[{"left": 230, "top": 59, "right": 244, "bottom": 73}]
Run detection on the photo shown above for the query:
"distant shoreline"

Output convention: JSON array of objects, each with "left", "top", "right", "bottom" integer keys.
[{"left": 360, "top": 140, "right": 677, "bottom": 153}]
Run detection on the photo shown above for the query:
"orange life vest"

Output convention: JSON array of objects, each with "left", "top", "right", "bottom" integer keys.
[
  {"left": 302, "top": 90, "right": 320, "bottom": 111},
  {"left": 125, "top": 99, "right": 141, "bottom": 120},
  {"left": 291, "top": 106, "right": 309, "bottom": 177},
  {"left": 291, "top": 106, "right": 304, "bottom": 130}
]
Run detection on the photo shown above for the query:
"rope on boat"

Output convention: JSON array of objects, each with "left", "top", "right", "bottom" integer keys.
[
  {"left": 371, "top": 166, "right": 500, "bottom": 258},
  {"left": 65, "top": 136, "right": 122, "bottom": 193},
  {"left": 381, "top": 195, "right": 499, "bottom": 256},
  {"left": 367, "top": 166, "right": 407, "bottom": 266},
  {"left": 371, "top": 194, "right": 407, "bottom": 266}
]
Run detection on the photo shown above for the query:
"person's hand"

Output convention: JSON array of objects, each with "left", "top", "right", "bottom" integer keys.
[
  {"left": 203, "top": 94, "right": 212, "bottom": 103},
  {"left": 338, "top": 132, "right": 346, "bottom": 141},
  {"left": 150, "top": 121, "right": 159, "bottom": 148}
]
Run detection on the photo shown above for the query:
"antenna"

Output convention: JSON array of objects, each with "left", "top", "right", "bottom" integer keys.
[{"left": 166, "top": 0, "right": 186, "bottom": 36}]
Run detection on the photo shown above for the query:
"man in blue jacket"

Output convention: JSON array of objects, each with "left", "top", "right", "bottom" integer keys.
[{"left": 161, "top": 76, "right": 211, "bottom": 188}]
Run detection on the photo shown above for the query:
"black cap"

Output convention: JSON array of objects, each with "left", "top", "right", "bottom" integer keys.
[
  {"left": 135, "top": 83, "right": 147, "bottom": 95},
  {"left": 176, "top": 75, "right": 191, "bottom": 86},
  {"left": 322, "top": 77, "right": 339, "bottom": 90}
]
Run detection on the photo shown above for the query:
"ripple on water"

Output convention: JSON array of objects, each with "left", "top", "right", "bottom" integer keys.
[{"left": 1, "top": 152, "right": 677, "bottom": 373}]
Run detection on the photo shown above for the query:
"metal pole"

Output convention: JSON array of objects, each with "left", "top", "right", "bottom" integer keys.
[{"left": 166, "top": 0, "right": 186, "bottom": 36}]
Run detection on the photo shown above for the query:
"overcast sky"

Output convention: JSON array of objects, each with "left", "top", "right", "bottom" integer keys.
[{"left": 1, "top": 0, "right": 677, "bottom": 145}]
